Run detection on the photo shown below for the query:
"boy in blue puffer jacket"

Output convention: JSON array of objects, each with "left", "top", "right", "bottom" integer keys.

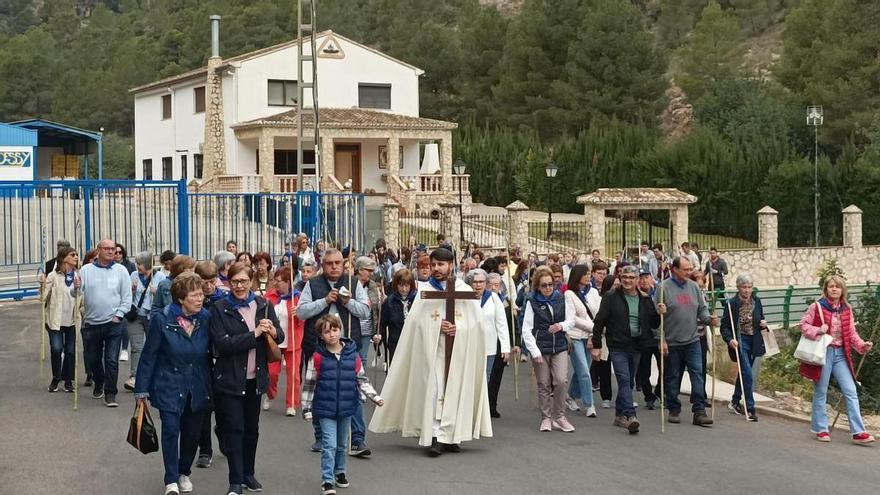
[{"left": 302, "top": 314, "right": 384, "bottom": 495}]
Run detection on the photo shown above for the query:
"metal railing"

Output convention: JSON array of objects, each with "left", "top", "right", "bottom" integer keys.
[
  {"left": 689, "top": 222, "right": 758, "bottom": 250},
  {"left": 705, "top": 283, "right": 880, "bottom": 329},
  {"left": 0, "top": 180, "right": 365, "bottom": 299}
]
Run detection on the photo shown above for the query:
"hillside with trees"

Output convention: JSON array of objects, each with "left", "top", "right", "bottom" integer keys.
[{"left": 1, "top": 0, "right": 879, "bottom": 244}]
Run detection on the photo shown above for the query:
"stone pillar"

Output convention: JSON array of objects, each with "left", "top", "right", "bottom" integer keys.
[
  {"left": 202, "top": 57, "right": 227, "bottom": 183},
  {"left": 386, "top": 135, "right": 400, "bottom": 177},
  {"left": 670, "top": 205, "right": 689, "bottom": 252},
  {"left": 584, "top": 204, "right": 605, "bottom": 255},
  {"left": 439, "top": 202, "right": 461, "bottom": 250},
  {"left": 383, "top": 199, "right": 401, "bottom": 251},
  {"left": 257, "top": 129, "right": 274, "bottom": 192},
  {"left": 842, "top": 204, "right": 863, "bottom": 249},
  {"left": 757, "top": 206, "right": 778, "bottom": 250},
  {"left": 506, "top": 201, "right": 530, "bottom": 253},
  {"left": 319, "top": 135, "right": 335, "bottom": 191},
  {"left": 439, "top": 131, "right": 453, "bottom": 195}
]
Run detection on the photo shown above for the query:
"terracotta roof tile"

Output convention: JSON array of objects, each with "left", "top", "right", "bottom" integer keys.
[{"left": 232, "top": 108, "right": 457, "bottom": 131}]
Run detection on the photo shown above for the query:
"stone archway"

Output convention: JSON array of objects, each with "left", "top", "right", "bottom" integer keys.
[{"left": 576, "top": 188, "right": 697, "bottom": 255}]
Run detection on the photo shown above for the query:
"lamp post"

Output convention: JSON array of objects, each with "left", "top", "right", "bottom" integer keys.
[
  {"left": 545, "top": 161, "right": 558, "bottom": 241},
  {"left": 807, "top": 105, "right": 823, "bottom": 247},
  {"left": 454, "top": 158, "right": 466, "bottom": 253}
]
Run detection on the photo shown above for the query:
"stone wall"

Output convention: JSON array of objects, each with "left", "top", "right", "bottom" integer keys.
[
  {"left": 716, "top": 205, "right": 877, "bottom": 286},
  {"left": 718, "top": 246, "right": 880, "bottom": 287}
]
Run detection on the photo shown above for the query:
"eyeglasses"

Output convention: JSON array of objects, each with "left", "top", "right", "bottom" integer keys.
[
  {"left": 539, "top": 283, "right": 554, "bottom": 289},
  {"left": 229, "top": 279, "right": 250, "bottom": 287}
]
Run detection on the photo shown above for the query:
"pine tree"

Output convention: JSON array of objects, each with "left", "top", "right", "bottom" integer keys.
[{"left": 675, "top": 0, "right": 743, "bottom": 100}]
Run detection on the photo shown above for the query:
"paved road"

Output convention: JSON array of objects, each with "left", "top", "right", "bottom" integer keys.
[{"left": 1, "top": 300, "right": 877, "bottom": 495}]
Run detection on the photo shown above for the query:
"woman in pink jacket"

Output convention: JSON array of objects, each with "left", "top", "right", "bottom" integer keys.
[{"left": 799, "top": 275, "right": 874, "bottom": 444}]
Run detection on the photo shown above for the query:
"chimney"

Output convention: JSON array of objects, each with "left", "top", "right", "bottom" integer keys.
[
  {"left": 202, "top": 15, "right": 227, "bottom": 186},
  {"left": 210, "top": 15, "right": 221, "bottom": 58}
]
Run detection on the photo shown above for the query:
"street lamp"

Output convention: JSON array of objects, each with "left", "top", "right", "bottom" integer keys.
[
  {"left": 545, "top": 161, "right": 558, "bottom": 240},
  {"left": 807, "top": 105, "right": 823, "bottom": 247},
  {"left": 453, "top": 158, "right": 466, "bottom": 253}
]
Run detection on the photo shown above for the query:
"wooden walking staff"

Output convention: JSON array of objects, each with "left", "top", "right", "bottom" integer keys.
[
  {"left": 727, "top": 301, "right": 751, "bottom": 422},
  {"left": 504, "top": 223, "right": 520, "bottom": 401},
  {"left": 708, "top": 272, "right": 718, "bottom": 420},
  {"left": 659, "top": 283, "right": 666, "bottom": 434},
  {"left": 830, "top": 311, "right": 880, "bottom": 431},
  {"left": 38, "top": 226, "right": 47, "bottom": 380}
]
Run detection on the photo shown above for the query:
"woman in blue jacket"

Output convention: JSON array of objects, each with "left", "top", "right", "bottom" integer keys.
[
  {"left": 135, "top": 273, "right": 212, "bottom": 495},
  {"left": 720, "top": 273, "right": 767, "bottom": 421}
]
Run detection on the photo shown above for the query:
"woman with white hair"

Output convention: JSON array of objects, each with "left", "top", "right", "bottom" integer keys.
[
  {"left": 719, "top": 273, "right": 767, "bottom": 422},
  {"left": 465, "top": 269, "right": 511, "bottom": 387},
  {"left": 214, "top": 250, "right": 237, "bottom": 292}
]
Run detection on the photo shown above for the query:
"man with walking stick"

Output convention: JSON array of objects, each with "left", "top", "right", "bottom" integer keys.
[{"left": 655, "top": 256, "right": 719, "bottom": 427}]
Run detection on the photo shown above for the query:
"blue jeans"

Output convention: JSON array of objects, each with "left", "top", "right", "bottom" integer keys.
[
  {"left": 47, "top": 326, "right": 76, "bottom": 381},
  {"left": 812, "top": 346, "right": 866, "bottom": 434},
  {"left": 609, "top": 350, "right": 640, "bottom": 417},
  {"left": 315, "top": 399, "right": 366, "bottom": 446},
  {"left": 664, "top": 341, "right": 706, "bottom": 414},
  {"left": 731, "top": 337, "right": 756, "bottom": 413},
  {"left": 568, "top": 339, "right": 594, "bottom": 407},
  {"left": 159, "top": 397, "right": 204, "bottom": 485},
  {"left": 83, "top": 320, "right": 124, "bottom": 395},
  {"left": 359, "top": 336, "right": 372, "bottom": 363},
  {"left": 318, "top": 417, "right": 350, "bottom": 484}
]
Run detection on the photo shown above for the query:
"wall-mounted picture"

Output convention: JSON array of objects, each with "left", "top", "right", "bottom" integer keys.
[{"left": 378, "top": 145, "right": 404, "bottom": 169}]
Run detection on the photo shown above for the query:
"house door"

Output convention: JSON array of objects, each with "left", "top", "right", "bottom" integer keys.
[{"left": 334, "top": 143, "right": 361, "bottom": 192}]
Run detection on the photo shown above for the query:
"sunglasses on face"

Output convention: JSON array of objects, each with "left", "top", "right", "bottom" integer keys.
[{"left": 539, "top": 283, "right": 554, "bottom": 289}]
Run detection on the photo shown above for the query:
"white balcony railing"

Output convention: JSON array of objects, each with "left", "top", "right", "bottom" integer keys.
[{"left": 397, "top": 174, "right": 469, "bottom": 194}]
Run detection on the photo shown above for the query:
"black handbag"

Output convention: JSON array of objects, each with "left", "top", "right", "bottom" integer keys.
[
  {"left": 126, "top": 275, "right": 151, "bottom": 322},
  {"left": 126, "top": 402, "right": 159, "bottom": 455}
]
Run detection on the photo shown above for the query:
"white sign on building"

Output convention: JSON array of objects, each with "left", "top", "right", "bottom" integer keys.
[{"left": 0, "top": 146, "right": 35, "bottom": 181}]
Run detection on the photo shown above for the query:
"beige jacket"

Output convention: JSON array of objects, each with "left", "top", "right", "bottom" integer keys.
[{"left": 41, "top": 271, "right": 82, "bottom": 330}]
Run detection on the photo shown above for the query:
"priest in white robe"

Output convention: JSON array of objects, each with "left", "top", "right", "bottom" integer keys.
[{"left": 369, "top": 248, "right": 492, "bottom": 456}]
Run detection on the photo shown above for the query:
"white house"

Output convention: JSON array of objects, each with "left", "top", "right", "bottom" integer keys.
[{"left": 130, "top": 27, "right": 468, "bottom": 211}]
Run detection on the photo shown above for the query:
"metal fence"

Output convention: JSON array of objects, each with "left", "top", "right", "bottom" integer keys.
[
  {"left": 688, "top": 222, "right": 758, "bottom": 250},
  {"left": 0, "top": 180, "right": 364, "bottom": 299},
  {"left": 605, "top": 218, "right": 672, "bottom": 258},
  {"left": 398, "top": 211, "right": 443, "bottom": 249},
  {"left": 462, "top": 214, "right": 509, "bottom": 250},
  {"left": 705, "top": 283, "right": 880, "bottom": 329},
  {"left": 527, "top": 220, "right": 589, "bottom": 253}
]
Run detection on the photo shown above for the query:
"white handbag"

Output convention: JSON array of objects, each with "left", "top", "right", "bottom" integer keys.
[{"left": 793, "top": 303, "right": 831, "bottom": 365}]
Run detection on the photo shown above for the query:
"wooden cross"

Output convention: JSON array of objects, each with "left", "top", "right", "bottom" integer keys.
[{"left": 421, "top": 275, "right": 479, "bottom": 392}]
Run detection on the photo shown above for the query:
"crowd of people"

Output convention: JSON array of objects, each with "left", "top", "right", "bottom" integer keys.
[{"left": 37, "top": 235, "right": 876, "bottom": 495}]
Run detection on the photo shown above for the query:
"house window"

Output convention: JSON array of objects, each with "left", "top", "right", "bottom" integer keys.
[
  {"left": 161, "top": 94, "right": 172, "bottom": 120},
  {"left": 274, "top": 150, "right": 316, "bottom": 175},
  {"left": 194, "top": 87, "right": 206, "bottom": 113},
  {"left": 358, "top": 83, "right": 391, "bottom": 109},
  {"left": 181, "top": 155, "right": 188, "bottom": 180},
  {"left": 267, "top": 79, "right": 297, "bottom": 106},
  {"left": 194, "top": 154, "right": 203, "bottom": 179},
  {"left": 162, "top": 157, "right": 172, "bottom": 180},
  {"left": 142, "top": 159, "right": 152, "bottom": 180}
]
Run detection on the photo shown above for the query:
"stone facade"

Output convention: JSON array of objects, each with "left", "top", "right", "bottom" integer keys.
[
  {"left": 202, "top": 56, "right": 227, "bottom": 181},
  {"left": 506, "top": 201, "right": 530, "bottom": 252},
  {"left": 439, "top": 203, "right": 462, "bottom": 248},
  {"left": 382, "top": 199, "right": 400, "bottom": 250},
  {"left": 757, "top": 206, "right": 778, "bottom": 250}
]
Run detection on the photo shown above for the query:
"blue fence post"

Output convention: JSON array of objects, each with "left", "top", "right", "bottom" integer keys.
[
  {"left": 83, "top": 185, "right": 93, "bottom": 250},
  {"left": 177, "top": 179, "right": 190, "bottom": 255}
]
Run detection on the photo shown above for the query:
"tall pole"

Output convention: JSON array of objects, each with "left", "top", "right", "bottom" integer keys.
[
  {"left": 458, "top": 176, "right": 464, "bottom": 254},
  {"left": 814, "top": 125, "right": 820, "bottom": 247},
  {"left": 546, "top": 178, "right": 552, "bottom": 241}
]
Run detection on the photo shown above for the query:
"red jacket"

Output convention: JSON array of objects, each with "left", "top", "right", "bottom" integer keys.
[{"left": 798, "top": 301, "right": 867, "bottom": 382}]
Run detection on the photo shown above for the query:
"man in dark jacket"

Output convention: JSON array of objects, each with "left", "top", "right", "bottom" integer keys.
[{"left": 592, "top": 265, "right": 660, "bottom": 434}]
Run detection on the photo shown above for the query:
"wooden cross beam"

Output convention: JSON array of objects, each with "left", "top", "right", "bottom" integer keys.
[{"left": 421, "top": 275, "right": 479, "bottom": 392}]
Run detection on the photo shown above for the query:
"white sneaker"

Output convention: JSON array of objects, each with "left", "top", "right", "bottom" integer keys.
[
  {"left": 178, "top": 475, "right": 193, "bottom": 493},
  {"left": 262, "top": 397, "right": 272, "bottom": 411},
  {"left": 286, "top": 407, "right": 296, "bottom": 417},
  {"left": 383, "top": 362, "right": 388, "bottom": 373},
  {"left": 119, "top": 350, "right": 129, "bottom": 362},
  {"left": 601, "top": 400, "right": 612, "bottom": 409},
  {"left": 585, "top": 405, "right": 597, "bottom": 418},
  {"left": 633, "top": 401, "right": 639, "bottom": 408},
  {"left": 164, "top": 483, "right": 180, "bottom": 495},
  {"left": 124, "top": 377, "right": 136, "bottom": 391},
  {"left": 564, "top": 398, "right": 581, "bottom": 412}
]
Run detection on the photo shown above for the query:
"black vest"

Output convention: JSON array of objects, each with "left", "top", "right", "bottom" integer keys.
[
  {"left": 303, "top": 275, "right": 361, "bottom": 353},
  {"left": 529, "top": 292, "right": 567, "bottom": 355}
]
